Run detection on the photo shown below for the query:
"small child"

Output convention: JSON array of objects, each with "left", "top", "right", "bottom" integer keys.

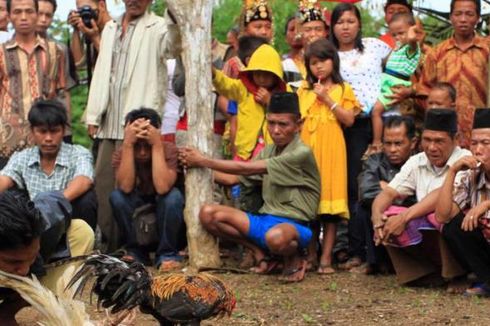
[
  {"left": 298, "top": 39, "right": 360, "bottom": 274},
  {"left": 366, "top": 12, "right": 421, "bottom": 158},
  {"left": 427, "top": 82, "right": 456, "bottom": 109},
  {"left": 212, "top": 43, "right": 289, "bottom": 161}
]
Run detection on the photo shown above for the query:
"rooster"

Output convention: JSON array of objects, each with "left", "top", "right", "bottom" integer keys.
[{"left": 66, "top": 254, "right": 236, "bottom": 326}]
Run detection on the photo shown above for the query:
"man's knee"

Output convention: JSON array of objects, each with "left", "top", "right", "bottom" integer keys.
[
  {"left": 157, "top": 188, "right": 184, "bottom": 209},
  {"left": 67, "top": 219, "right": 95, "bottom": 256},
  {"left": 265, "top": 227, "right": 293, "bottom": 253},
  {"left": 199, "top": 204, "right": 219, "bottom": 228}
]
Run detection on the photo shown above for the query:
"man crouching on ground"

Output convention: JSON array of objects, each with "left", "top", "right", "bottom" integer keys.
[{"left": 179, "top": 92, "right": 320, "bottom": 282}]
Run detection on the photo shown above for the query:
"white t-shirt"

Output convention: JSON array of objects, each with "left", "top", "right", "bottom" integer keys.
[
  {"left": 161, "top": 59, "right": 182, "bottom": 135},
  {"left": 338, "top": 37, "right": 391, "bottom": 114},
  {"left": 0, "top": 30, "right": 12, "bottom": 44}
]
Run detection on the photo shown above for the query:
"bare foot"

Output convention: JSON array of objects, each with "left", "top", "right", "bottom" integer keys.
[
  {"left": 279, "top": 255, "right": 307, "bottom": 283},
  {"left": 447, "top": 276, "right": 471, "bottom": 294},
  {"left": 317, "top": 264, "right": 335, "bottom": 275},
  {"left": 249, "top": 256, "right": 280, "bottom": 274}
]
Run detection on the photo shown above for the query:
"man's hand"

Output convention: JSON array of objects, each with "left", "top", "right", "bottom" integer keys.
[
  {"left": 144, "top": 124, "right": 162, "bottom": 146},
  {"left": 87, "top": 125, "right": 98, "bottom": 139},
  {"left": 78, "top": 19, "right": 100, "bottom": 41},
  {"left": 178, "top": 147, "right": 208, "bottom": 168},
  {"left": 68, "top": 10, "right": 81, "bottom": 29},
  {"left": 461, "top": 201, "right": 489, "bottom": 232},
  {"left": 382, "top": 213, "right": 407, "bottom": 243},
  {"left": 123, "top": 118, "right": 149, "bottom": 146},
  {"left": 254, "top": 87, "right": 271, "bottom": 107},
  {"left": 450, "top": 156, "right": 480, "bottom": 174},
  {"left": 387, "top": 85, "right": 413, "bottom": 105},
  {"left": 372, "top": 213, "right": 387, "bottom": 246},
  {"left": 379, "top": 180, "right": 388, "bottom": 190}
]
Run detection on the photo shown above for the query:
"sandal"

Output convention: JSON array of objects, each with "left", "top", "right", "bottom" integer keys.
[
  {"left": 279, "top": 259, "right": 307, "bottom": 283},
  {"left": 250, "top": 256, "right": 281, "bottom": 274},
  {"left": 464, "top": 282, "right": 490, "bottom": 297},
  {"left": 158, "top": 260, "right": 183, "bottom": 273},
  {"left": 338, "top": 257, "right": 362, "bottom": 270},
  {"left": 317, "top": 264, "right": 335, "bottom": 275}
]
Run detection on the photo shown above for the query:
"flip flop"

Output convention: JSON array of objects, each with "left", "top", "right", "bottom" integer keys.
[
  {"left": 279, "top": 259, "right": 307, "bottom": 283},
  {"left": 317, "top": 264, "right": 335, "bottom": 275},
  {"left": 464, "top": 282, "right": 490, "bottom": 297}
]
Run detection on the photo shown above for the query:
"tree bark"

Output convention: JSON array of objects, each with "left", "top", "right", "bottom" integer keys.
[{"left": 166, "top": 1, "right": 221, "bottom": 270}]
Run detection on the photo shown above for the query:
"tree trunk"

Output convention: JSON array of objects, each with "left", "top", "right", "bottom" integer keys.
[{"left": 166, "top": 1, "right": 221, "bottom": 270}]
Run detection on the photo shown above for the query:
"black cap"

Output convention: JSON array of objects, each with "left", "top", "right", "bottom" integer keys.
[
  {"left": 384, "top": 0, "right": 413, "bottom": 12},
  {"left": 424, "top": 109, "right": 458, "bottom": 133},
  {"left": 268, "top": 92, "right": 300, "bottom": 115},
  {"left": 473, "top": 108, "right": 490, "bottom": 129}
]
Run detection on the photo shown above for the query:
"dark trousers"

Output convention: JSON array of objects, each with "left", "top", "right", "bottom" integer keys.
[
  {"left": 71, "top": 189, "right": 98, "bottom": 230},
  {"left": 443, "top": 212, "right": 490, "bottom": 284},
  {"left": 110, "top": 188, "right": 186, "bottom": 266},
  {"left": 344, "top": 116, "right": 372, "bottom": 259},
  {"left": 359, "top": 204, "right": 389, "bottom": 265},
  {"left": 0, "top": 156, "right": 8, "bottom": 170}
]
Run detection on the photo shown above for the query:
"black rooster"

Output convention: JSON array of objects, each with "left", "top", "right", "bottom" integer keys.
[{"left": 66, "top": 254, "right": 236, "bottom": 325}]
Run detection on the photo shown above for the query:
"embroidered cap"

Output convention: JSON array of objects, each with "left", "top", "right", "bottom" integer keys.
[{"left": 298, "top": 0, "right": 326, "bottom": 24}]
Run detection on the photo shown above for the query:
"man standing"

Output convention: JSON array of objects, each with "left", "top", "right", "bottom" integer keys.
[
  {"left": 85, "top": 0, "right": 181, "bottom": 251},
  {"left": 110, "top": 108, "right": 185, "bottom": 272},
  {"left": 356, "top": 116, "right": 417, "bottom": 274},
  {"left": 180, "top": 93, "right": 321, "bottom": 283},
  {"left": 0, "top": 0, "right": 66, "bottom": 168},
  {"left": 436, "top": 109, "right": 490, "bottom": 297},
  {"left": 372, "top": 109, "right": 470, "bottom": 286},
  {"left": 67, "top": 0, "right": 112, "bottom": 71},
  {"left": 417, "top": 0, "right": 487, "bottom": 148},
  {"left": 36, "top": 0, "right": 77, "bottom": 142}
]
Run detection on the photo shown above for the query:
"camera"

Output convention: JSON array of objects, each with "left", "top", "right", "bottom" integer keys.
[{"left": 78, "top": 6, "right": 98, "bottom": 28}]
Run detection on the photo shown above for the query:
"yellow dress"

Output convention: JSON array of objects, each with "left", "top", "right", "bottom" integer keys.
[{"left": 298, "top": 82, "right": 360, "bottom": 219}]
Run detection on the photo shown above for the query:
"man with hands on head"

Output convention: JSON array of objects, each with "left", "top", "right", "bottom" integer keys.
[
  {"left": 436, "top": 109, "right": 490, "bottom": 297},
  {"left": 110, "top": 108, "right": 185, "bottom": 272}
]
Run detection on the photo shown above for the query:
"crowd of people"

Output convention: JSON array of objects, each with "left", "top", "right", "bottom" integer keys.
[{"left": 0, "top": 0, "right": 490, "bottom": 323}]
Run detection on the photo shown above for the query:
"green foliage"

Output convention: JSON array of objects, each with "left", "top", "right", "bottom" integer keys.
[{"left": 71, "top": 86, "right": 92, "bottom": 148}]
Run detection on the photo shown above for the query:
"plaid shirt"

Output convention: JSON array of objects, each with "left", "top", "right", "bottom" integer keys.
[
  {"left": 385, "top": 43, "right": 421, "bottom": 78},
  {"left": 453, "top": 169, "right": 490, "bottom": 242},
  {"left": 0, "top": 143, "right": 93, "bottom": 200}
]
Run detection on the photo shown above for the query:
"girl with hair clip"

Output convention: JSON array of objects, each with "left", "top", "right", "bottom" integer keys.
[{"left": 298, "top": 38, "right": 360, "bottom": 274}]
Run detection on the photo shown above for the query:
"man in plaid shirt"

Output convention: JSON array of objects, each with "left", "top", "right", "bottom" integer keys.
[
  {"left": 436, "top": 108, "right": 490, "bottom": 297},
  {"left": 0, "top": 100, "right": 97, "bottom": 229}
]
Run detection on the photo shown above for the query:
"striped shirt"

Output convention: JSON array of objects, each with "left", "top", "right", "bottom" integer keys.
[
  {"left": 98, "top": 17, "right": 139, "bottom": 140},
  {"left": 0, "top": 142, "right": 94, "bottom": 200},
  {"left": 417, "top": 35, "right": 490, "bottom": 148},
  {"left": 0, "top": 36, "right": 66, "bottom": 157},
  {"left": 385, "top": 43, "right": 421, "bottom": 78}
]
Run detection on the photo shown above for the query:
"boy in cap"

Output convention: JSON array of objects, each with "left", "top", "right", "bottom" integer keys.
[
  {"left": 179, "top": 92, "right": 320, "bottom": 283},
  {"left": 372, "top": 109, "right": 470, "bottom": 286},
  {"left": 436, "top": 108, "right": 490, "bottom": 296}
]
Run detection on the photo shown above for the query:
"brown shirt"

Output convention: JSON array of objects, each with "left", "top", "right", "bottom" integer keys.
[{"left": 112, "top": 141, "right": 178, "bottom": 194}]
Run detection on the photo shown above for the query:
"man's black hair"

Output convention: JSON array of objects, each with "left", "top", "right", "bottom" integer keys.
[
  {"left": 432, "top": 82, "right": 457, "bottom": 103},
  {"left": 237, "top": 35, "right": 269, "bottom": 66},
  {"left": 384, "top": 115, "right": 416, "bottom": 139},
  {"left": 125, "top": 108, "right": 162, "bottom": 129},
  {"left": 0, "top": 190, "right": 43, "bottom": 251},
  {"left": 28, "top": 99, "right": 69, "bottom": 128},
  {"left": 7, "top": 0, "right": 39, "bottom": 13},
  {"left": 384, "top": 0, "right": 413, "bottom": 12},
  {"left": 450, "top": 0, "right": 480, "bottom": 16},
  {"left": 39, "top": 0, "right": 56, "bottom": 13},
  {"left": 27, "top": 100, "right": 69, "bottom": 128}
]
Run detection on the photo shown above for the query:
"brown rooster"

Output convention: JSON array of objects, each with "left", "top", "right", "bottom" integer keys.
[{"left": 66, "top": 254, "right": 236, "bottom": 326}]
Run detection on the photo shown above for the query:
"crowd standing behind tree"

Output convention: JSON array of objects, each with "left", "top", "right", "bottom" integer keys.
[{"left": 0, "top": 1, "right": 490, "bottom": 323}]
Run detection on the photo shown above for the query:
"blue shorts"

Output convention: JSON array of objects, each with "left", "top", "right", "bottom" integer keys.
[{"left": 246, "top": 213, "right": 312, "bottom": 250}]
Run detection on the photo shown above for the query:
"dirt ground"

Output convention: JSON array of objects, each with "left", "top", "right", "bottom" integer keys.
[{"left": 16, "top": 267, "right": 490, "bottom": 326}]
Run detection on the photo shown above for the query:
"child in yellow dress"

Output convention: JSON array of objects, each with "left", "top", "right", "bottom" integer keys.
[{"left": 298, "top": 39, "right": 360, "bottom": 274}]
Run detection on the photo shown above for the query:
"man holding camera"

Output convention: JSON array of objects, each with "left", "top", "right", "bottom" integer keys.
[
  {"left": 85, "top": 0, "right": 181, "bottom": 251},
  {"left": 68, "top": 0, "right": 111, "bottom": 71}
]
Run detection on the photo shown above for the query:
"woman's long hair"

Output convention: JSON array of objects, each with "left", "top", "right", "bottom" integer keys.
[
  {"left": 304, "top": 38, "right": 344, "bottom": 88},
  {"left": 329, "top": 3, "right": 364, "bottom": 53}
]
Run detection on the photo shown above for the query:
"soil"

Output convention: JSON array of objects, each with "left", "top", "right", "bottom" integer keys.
[{"left": 15, "top": 266, "right": 490, "bottom": 326}]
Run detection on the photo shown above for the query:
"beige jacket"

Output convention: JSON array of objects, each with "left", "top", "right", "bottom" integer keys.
[{"left": 85, "top": 11, "right": 181, "bottom": 130}]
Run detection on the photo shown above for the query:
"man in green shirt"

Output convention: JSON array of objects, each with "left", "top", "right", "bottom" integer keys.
[{"left": 179, "top": 92, "right": 320, "bottom": 282}]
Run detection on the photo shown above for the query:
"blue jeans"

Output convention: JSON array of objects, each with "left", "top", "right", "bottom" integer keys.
[{"left": 110, "top": 188, "right": 186, "bottom": 266}]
